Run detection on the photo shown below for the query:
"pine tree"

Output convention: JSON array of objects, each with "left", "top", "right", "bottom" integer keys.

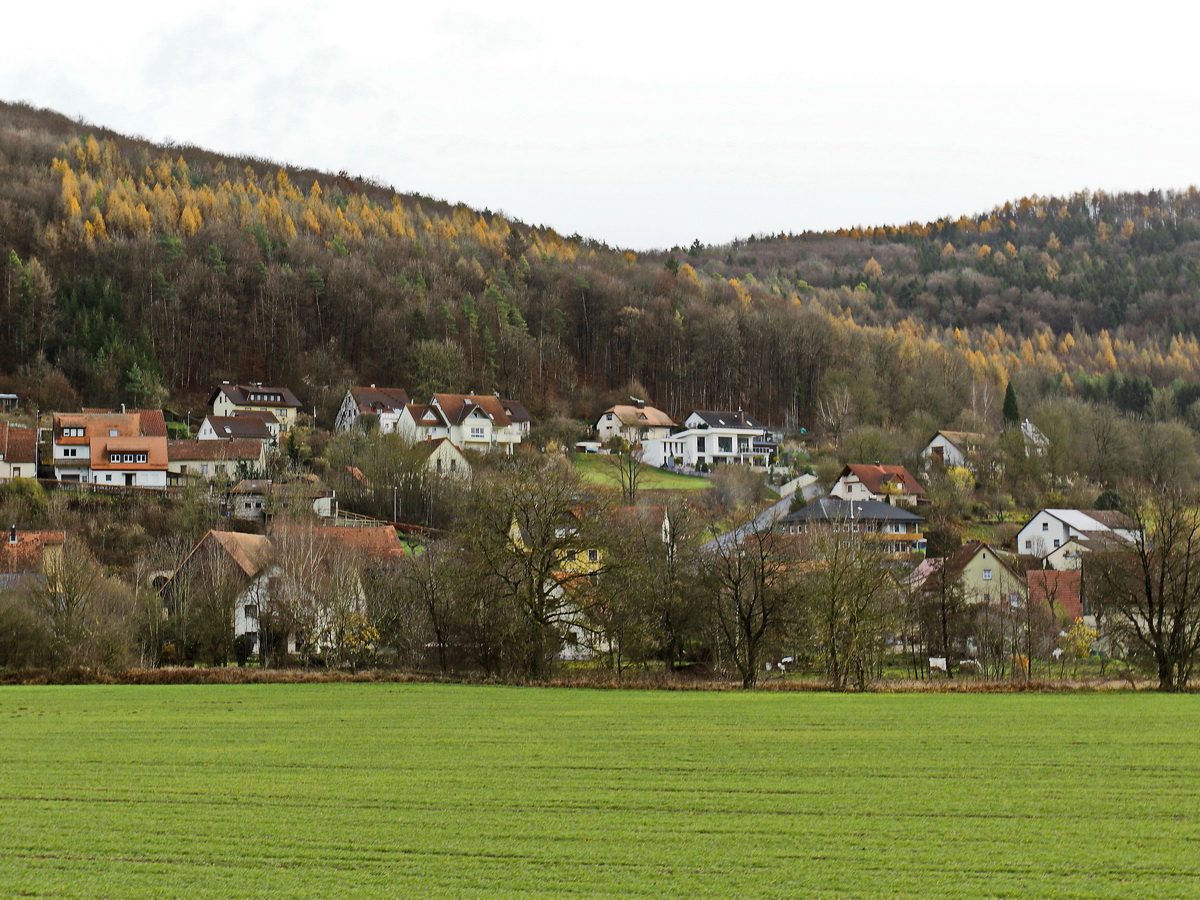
[{"left": 1002, "top": 381, "right": 1020, "bottom": 427}]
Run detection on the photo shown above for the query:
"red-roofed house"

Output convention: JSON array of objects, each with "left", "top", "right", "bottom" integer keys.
[
  {"left": 398, "top": 393, "right": 531, "bottom": 454},
  {"left": 830, "top": 464, "right": 926, "bottom": 506},
  {"left": 0, "top": 421, "right": 38, "bottom": 481},
  {"left": 0, "top": 526, "right": 65, "bottom": 576},
  {"left": 52, "top": 410, "right": 169, "bottom": 486},
  {"left": 1027, "top": 569, "right": 1084, "bottom": 623}
]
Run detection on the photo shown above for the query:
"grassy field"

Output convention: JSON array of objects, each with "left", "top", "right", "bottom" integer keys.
[
  {"left": 574, "top": 453, "right": 712, "bottom": 490},
  {"left": 2, "top": 686, "right": 1199, "bottom": 898}
]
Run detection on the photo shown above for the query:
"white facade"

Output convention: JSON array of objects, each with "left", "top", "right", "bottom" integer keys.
[
  {"left": 920, "top": 432, "right": 980, "bottom": 470},
  {"left": 1016, "top": 509, "right": 1139, "bottom": 558}
]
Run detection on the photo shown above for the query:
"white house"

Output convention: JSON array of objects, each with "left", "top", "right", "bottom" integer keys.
[
  {"left": 397, "top": 393, "right": 531, "bottom": 454},
  {"left": 52, "top": 409, "right": 169, "bottom": 487},
  {"left": 595, "top": 400, "right": 675, "bottom": 444},
  {"left": 197, "top": 414, "right": 278, "bottom": 443},
  {"left": 641, "top": 409, "right": 770, "bottom": 468},
  {"left": 829, "top": 464, "right": 926, "bottom": 507},
  {"left": 334, "top": 386, "right": 411, "bottom": 435},
  {"left": 167, "top": 439, "right": 265, "bottom": 484},
  {"left": 0, "top": 421, "right": 37, "bottom": 481},
  {"left": 418, "top": 438, "right": 471, "bottom": 481},
  {"left": 1015, "top": 509, "right": 1139, "bottom": 559},
  {"left": 920, "top": 430, "right": 986, "bottom": 471}
]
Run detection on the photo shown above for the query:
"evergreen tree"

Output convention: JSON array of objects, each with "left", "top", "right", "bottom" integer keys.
[{"left": 1003, "top": 381, "right": 1020, "bottom": 427}]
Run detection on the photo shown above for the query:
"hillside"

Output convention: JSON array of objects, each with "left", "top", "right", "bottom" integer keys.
[{"left": 2, "top": 100, "right": 1200, "bottom": 437}]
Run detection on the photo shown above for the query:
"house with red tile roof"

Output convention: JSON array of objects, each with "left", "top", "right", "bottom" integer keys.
[
  {"left": 830, "top": 464, "right": 926, "bottom": 507},
  {"left": 397, "top": 393, "right": 531, "bottom": 454},
  {"left": 0, "top": 526, "right": 65, "bottom": 576},
  {"left": 1027, "top": 569, "right": 1084, "bottom": 623},
  {"left": 0, "top": 421, "right": 38, "bottom": 481},
  {"left": 52, "top": 410, "right": 169, "bottom": 487},
  {"left": 911, "top": 540, "right": 1024, "bottom": 605}
]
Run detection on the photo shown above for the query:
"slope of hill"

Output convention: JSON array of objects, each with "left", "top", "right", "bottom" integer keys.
[{"left": 2, "top": 99, "right": 1199, "bottom": 436}]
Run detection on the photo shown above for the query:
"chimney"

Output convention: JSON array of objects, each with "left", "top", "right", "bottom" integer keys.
[
  {"left": 121, "top": 403, "right": 126, "bottom": 414},
  {"left": 8, "top": 525, "right": 15, "bottom": 545}
]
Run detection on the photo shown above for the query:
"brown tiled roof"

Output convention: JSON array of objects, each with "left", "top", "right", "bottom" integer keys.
[
  {"left": 0, "top": 530, "right": 65, "bottom": 573},
  {"left": 839, "top": 464, "right": 926, "bottom": 497},
  {"left": 602, "top": 405, "right": 676, "bottom": 429},
  {"left": 210, "top": 384, "right": 302, "bottom": 409},
  {"left": 168, "top": 439, "right": 263, "bottom": 462},
  {"left": 90, "top": 436, "right": 169, "bottom": 470},
  {"left": 203, "top": 416, "right": 273, "bottom": 440},
  {"left": 432, "top": 393, "right": 528, "bottom": 427},
  {"left": 406, "top": 403, "right": 444, "bottom": 426},
  {"left": 0, "top": 421, "right": 37, "bottom": 465},
  {"left": 1028, "top": 570, "right": 1084, "bottom": 621},
  {"left": 919, "top": 541, "right": 1020, "bottom": 591},
  {"left": 304, "top": 525, "right": 404, "bottom": 560},
  {"left": 350, "top": 386, "right": 410, "bottom": 415},
  {"left": 232, "top": 410, "right": 280, "bottom": 425},
  {"left": 207, "top": 531, "right": 274, "bottom": 577}
]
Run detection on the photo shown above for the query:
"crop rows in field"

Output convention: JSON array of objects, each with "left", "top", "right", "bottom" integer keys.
[{"left": 1, "top": 686, "right": 1198, "bottom": 898}]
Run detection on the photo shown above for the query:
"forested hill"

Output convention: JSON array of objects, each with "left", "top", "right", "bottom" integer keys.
[{"left": 2, "top": 99, "right": 1200, "bottom": 434}]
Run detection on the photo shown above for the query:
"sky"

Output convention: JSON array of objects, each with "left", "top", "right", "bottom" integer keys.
[{"left": 4, "top": 2, "right": 1195, "bottom": 250}]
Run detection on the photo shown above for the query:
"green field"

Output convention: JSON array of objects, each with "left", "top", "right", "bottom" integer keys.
[
  {"left": 2, "top": 686, "right": 1199, "bottom": 898},
  {"left": 574, "top": 453, "right": 712, "bottom": 490}
]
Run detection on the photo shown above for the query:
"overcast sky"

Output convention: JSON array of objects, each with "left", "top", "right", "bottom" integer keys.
[{"left": 4, "top": 2, "right": 1194, "bottom": 250}]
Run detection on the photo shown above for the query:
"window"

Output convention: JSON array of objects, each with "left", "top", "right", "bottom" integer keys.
[
  {"left": 587, "top": 549, "right": 599, "bottom": 562},
  {"left": 564, "top": 550, "right": 577, "bottom": 561},
  {"left": 137, "top": 454, "right": 147, "bottom": 464},
  {"left": 62, "top": 427, "right": 84, "bottom": 438},
  {"left": 470, "top": 426, "right": 485, "bottom": 439},
  {"left": 1053, "top": 539, "right": 1060, "bottom": 548},
  {"left": 123, "top": 453, "right": 135, "bottom": 463},
  {"left": 1025, "top": 540, "right": 1032, "bottom": 550},
  {"left": 982, "top": 569, "right": 993, "bottom": 581},
  {"left": 201, "top": 465, "right": 209, "bottom": 475},
  {"left": 105, "top": 474, "right": 113, "bottom": 482},
  {"left": 697, "top": 436, "right": 706, "bottom": 453},
  {"left": 244, "top": 604, "right": 258, "bottom": 619},
  {"left": 718, "top": 436, "right": 733, "bottom": 453},
  {"left": 110, "top": 454, "right": 121, "bottom": 463},
  {"left": 1042, "top": 522, "right": 1049, "bottom": 532},
  {"left": 63, "top": 448, "right": 78, "bottom": 458},
  {"left": 109, "top": 429, "right": 119, "bottom": 437}
]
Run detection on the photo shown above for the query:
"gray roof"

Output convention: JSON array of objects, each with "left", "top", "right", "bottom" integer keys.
[
  {"left": 783, "top": 498, "right": 924, "bottom": 525},
  {"left": 689, "top": 410, "right": 766, "bottom": 431}
]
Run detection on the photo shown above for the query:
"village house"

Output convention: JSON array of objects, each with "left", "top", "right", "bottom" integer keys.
[
  {"left": 641, "top": 409, "right": 771, "bottom": 469},
  {"left": 594, "top": 400, "right": 676, "bottom": 445},
  {"left": 781, "top": 498, "right": 926, "bottom": 556},
  {"left": 197, "top": 413, "right": 278, "bottom": 443},
  {"left": 209, "top": 383, "right": 302, "bottom": 431},
  {"left": 830, "top": 464, "right": 926, "bottom": 507},
  {"left": 167, "top": 439, "right": 265, "bottom": 485},
  {"left": 417, "top": 438, "right": 471, "bottom": 481},
  {"left": 397, "top": 393, "right": 531, "bottom": 454},
  {"left": 0, "top": 526, "right": 65, "bottom": 578},
  {"left": 920, "top": 430, "right": 987, "bottom": 472},
  {"left": 909, "top": 540, "right": 1024, "bottom": 606},
  {"left": 1027, "top": 569, "right": 1086, "bottom": 625},
  {"left": 225, "top": 479, "right": 336, "bottom": 523},
  {"left": 158, "top": 525, "right": 403, "bottom": 658},
  {"left": 0, "top": 421, "right": 37, "bottom": 481},
  {"left": 52, "top": 409, "right": 169, "bottom": 487},
  {"left": 334, "top": 386, "right": 411, "bottom": 435},
  {"left": 1015, "top": 509, "right": 1139, "bottom": 559}
]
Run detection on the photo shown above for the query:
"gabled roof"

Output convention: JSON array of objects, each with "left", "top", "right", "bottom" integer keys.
[
  {"left": 55, "top": 410, "right": 167, "bottom": 439},
  {"left": 349, "top": 386, "right": 410, "bottom": 415},
  {"left": 209, "top": 383, "right": 302, "bottom": 409},
  {"left": 0, "top": 530, "right": 66, "bottom": 573},
  {"left": 431, "top": 393, "right": 529, "bottom": 427},
  {"left": 0, "top": 421, "right": 37, "bottom": 465},
  {"left": 406, "top": 403, "right": 446, "bottom": 427},
  {"left": 207, "top": 531, "right": 274, "bottom": 577},
  {"left": 688, "top": 409, "right": 765, "bottom": 430},
  {"left": 202, "top": 416, "right": 274, "bottom": 440},
  {"left": 601, "top": 404, "right": 676, "bottom": 429},
  {"left": 922, "top": 540, "right": 1020, "bottom": 590},
  {"left": 837, "top": 464, "right": 926, "bottom": 497},
  {"left": 416, "top": 437, "right": 467, "bottom": 459},
  {"left": 1028, "top": 569, "right": 1083, "bottom": 620},
  {"left": 232, "top": 410, "right": 280, "bottom": 425},
  {"left": 1038, "top": 509, "right": 1137, "bottom": 533},
  {"left": 168, "top": 439, "right": 263, "bottom": 462},
  {"left": 783, "top": 498, "right": 924, "bottom": 525},
  {"left": 928, "top": 430, "right": 986, "bottom": 449}
]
